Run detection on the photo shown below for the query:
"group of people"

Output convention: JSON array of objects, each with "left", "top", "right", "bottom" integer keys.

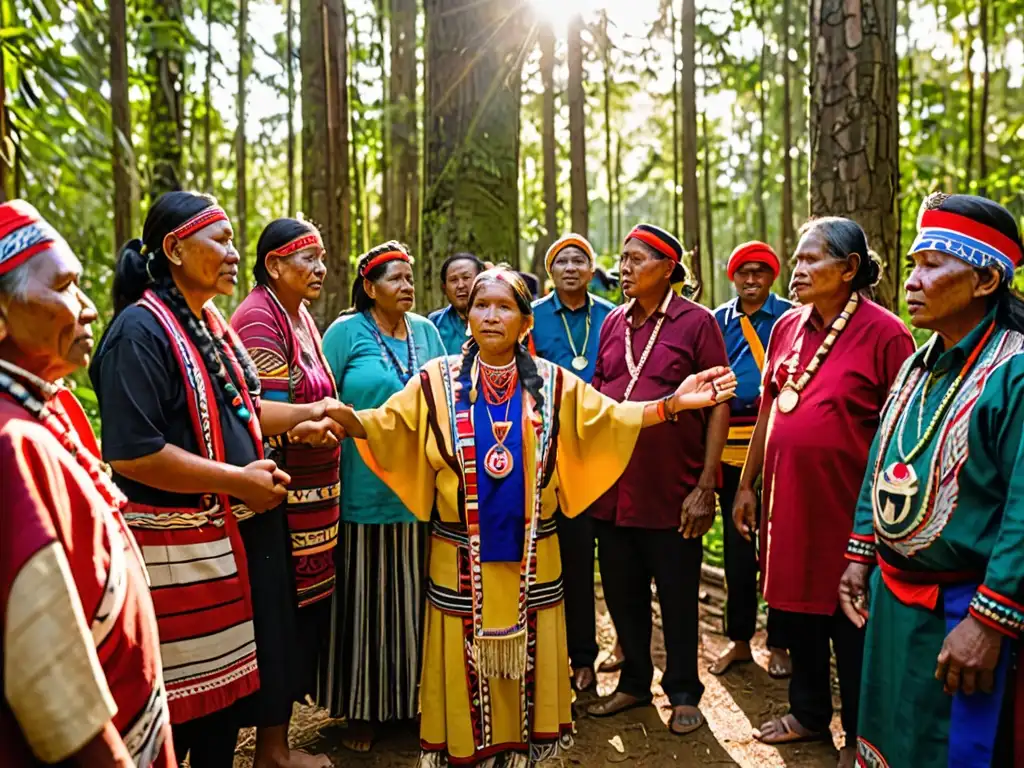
[{"left": 1, "top": 186, "right": 1022, "bottom": 768}]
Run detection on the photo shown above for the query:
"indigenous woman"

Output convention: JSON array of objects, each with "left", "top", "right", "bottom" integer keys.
[
  {"left": 92, "top": 192, "right": 341, "bottom": 768},
  {"left": 327, "top": 266, "right": 737, "bottom": 767},
  {"left": 732, "top": 217, "right": 915, "bottom": 768},
  {"left": 319, "top": 241, "right": 446, "bottom": 751},
  {"left": 231, "top": 219, "right": 342, "bottom": 767},
  {"left": 840, "top": 194, "right": 1024, "bottom": 767}
]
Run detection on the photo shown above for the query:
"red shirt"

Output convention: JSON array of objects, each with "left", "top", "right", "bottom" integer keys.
[
  {"left": 759, "top": 298, "right": 915, "bottom": 614},
  {"left": 590, "top": 291, "right": 729, "bottom": 529}
]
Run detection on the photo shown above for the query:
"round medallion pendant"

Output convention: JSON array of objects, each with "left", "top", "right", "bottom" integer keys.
[
  {"left": 571, "top": 355, "right": 589, "bottom": 371},
  {"left": 777, "top": 387, "right": 800, "bottom": 413},
  {"left": 483, "top": 444, "right": 514, "bottom": 480}
]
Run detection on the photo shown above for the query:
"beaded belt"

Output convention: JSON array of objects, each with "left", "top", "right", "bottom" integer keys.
[{"left": 431, "top": 517, "right": 559, "bottom": 547}]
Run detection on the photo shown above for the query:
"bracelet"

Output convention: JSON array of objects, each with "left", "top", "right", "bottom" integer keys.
[
  {"left": 663, "top": 395, "right": 679, "bottom": 422},
  {"left": 656, "top": 398, "right": 667, "bottom": 422}
]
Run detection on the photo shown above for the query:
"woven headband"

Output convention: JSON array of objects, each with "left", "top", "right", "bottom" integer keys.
[
  {"left": 625, "top": 226, "right": 680, "bottom": 263},
  {"left": 171, "top": 206, "right": 229, "bottom": 240},
  {"left": 360, "top": 249, "right": 410, "bottom": 277},
  {"left": 545, "top": 234, "right": 596, "bottom": 275},
  {"left": 910, "top": 209, "right": 1023, "bottom": 281},
  {"left": 0, "top": 218, "right": 61, "bottom": 276},
  {"left": 267, "top": 232, "right": 324, "bottom": 259}
]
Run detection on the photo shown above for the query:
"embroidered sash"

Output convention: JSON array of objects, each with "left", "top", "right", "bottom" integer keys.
[{"left": 722, "top": 314, "right": 766, "bottom": 467}]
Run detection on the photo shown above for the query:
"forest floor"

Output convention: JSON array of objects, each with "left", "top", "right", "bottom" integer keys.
[{"left": 228, "top": 571, "right": 843, "bottom": 768}]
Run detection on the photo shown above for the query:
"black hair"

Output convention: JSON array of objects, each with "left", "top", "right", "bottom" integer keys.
[
  {"left": 439, "top": 252, "right": 485, "bottom": 284},
  {"left": 925, "top": 193, "right": 1024, "bottom": 333},
  {"left": 798, "top": 216, "right": 882, "bottom": 292},
  {"left": 626, "top": 236, "right": 699, "bottom": 299},
  {"left": 345, "top": 240, "right": 413, "bottom": 314},
  {"left": 254, "top": 218, "right": 319, "bottom": 286},
  {"left": 457, "top": 266, "right": 545, "bottom": 411},
  {"left": 111, "top": 190, "right": 260, "bottom": 404}
]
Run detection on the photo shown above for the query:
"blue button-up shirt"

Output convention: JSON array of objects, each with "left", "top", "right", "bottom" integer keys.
[
  {"left": 428, "top": 304, "right": 468, "bottom": 356},
  {"left": 713, "top": 291, "right": 795, "bottom": 413},
  {"left": 531, "top": 291, "right": 616, "bottom": 383}
]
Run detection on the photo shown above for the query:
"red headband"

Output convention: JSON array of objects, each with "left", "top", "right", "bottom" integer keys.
[
  {"left": 625, "top": 226, "right": 680, "bottom": 263},
  {"left": 360, "top": 249, "right": 410, "bottom": 276},
  {"left": 267, "top": 232, "right": 324, "bottom": 259},
  {"left": 172, "top": 206, "right": 229, "bottom": 240},
  {"left": 918, "top": 209, "right": 1023, "bottom": 267},
  {"left": 727, "top": 241, "right": 780, "bottom": 279}
]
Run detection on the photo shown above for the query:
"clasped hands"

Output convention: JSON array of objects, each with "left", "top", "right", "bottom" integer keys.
[{"left": 287, "top": 397, "right": 354, "bottom": 447}]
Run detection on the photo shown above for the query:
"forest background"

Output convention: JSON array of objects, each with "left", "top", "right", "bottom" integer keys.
[{"left": 3, "top": 0, "right": 1024, "bottom": 563}]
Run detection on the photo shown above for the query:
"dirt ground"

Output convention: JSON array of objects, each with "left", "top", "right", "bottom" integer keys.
[{"left": 229, "top": 573, "right": 843, "bottom": 768}]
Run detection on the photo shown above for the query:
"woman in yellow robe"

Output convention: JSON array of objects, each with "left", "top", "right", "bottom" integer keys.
[{"left": 330, "top": 267, "right": 735, "bottom": 767}]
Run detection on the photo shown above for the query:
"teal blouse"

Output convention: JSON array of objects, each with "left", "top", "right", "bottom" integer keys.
[{"left": 322, "top": 311, "right": 447, "bottom": 524}]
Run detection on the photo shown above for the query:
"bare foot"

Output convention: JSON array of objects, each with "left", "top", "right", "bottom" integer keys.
[
  {"left": 573, "top": 666, "right": 596, "bottom": 692},
  {"left": 341, "top": 721, "right": 374, "bottom": 753},
  {"left": 768, "top": 647, "right": 793, "bottom": 679},
  {"left": 837, "top": 745, "right": 856, "bottom": 768},
  {"left": 669, "top": 705, "right": 705, "bottom": 735},
  {"left": 286, "top": 751, "right": 333, "bottom": 768},
  {"left": 254, "top": 725, "right": 334, "bottom": 768},
  {"left": 753, "top": 714, "right": 821, "bottom": 745},
  {"left": 709, "top": 641, "right": 753, "bottom": 675}
]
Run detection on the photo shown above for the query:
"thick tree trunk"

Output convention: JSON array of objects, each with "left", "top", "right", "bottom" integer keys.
[
  {"left": 236, "top": 0, "right": 249, "bottom": 285},
  {"left": 681, "top": 0, "right": 700, "bottom": 291},
  {"left": 351, "top": 10, "right": 367, "bottom": 253},
  {"left": 390, "top": 0, "right": 418, "bottom": 250},
  {"left": 780, "top": 0, "right": 795, "bottom": 284},
  {"left": 110, "top": 0, "right": 133, "bottom": 250},
  {"left": 978, "top": 0, "right": 990, "bottom": 195},
  {"left": 147, "top": 0, "right": 186, "bottom": 199},
  {"left": 376, "top": 0, "right": 389, "bottom": 241},
  {"left": 568, "top": 13, "right": 588, "bottom": 238},
  {"left": 670, "top": 2, "right": 680, "bottom": 235},
  {"left": 204, "top": 0, "right": 214, "bottom": 193},
  {"left": 286, "top": 0, "right": 296, "bottom": 214},
  {"left": 809, "top": 0, "right": 899, "bottom": 310},
  {"left": 301, "top": 0, "right": 352, "bottom": 324},
  {"left": 530, "top": 22, "right": 558, "bottom": 280},
  {"left": 422, "top": 0, "right": 527, "bottom": 310}
]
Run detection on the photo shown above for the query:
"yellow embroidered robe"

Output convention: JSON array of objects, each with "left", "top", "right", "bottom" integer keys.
[{"left": 353, "top": 356, "right": 645, "bottom": 765}]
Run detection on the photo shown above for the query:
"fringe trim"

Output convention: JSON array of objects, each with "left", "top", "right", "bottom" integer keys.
[{"left": 473, "top": 631, "right": 528, "bottom": 680}]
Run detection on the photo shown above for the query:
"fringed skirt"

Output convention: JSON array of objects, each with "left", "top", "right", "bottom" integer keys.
[{"left": 320, "top": 521, "right": 427, "bottom": 723}]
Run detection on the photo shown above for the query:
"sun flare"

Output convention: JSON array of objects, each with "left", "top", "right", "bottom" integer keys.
[{"left": 527, "top": 0, "right": 600, "bottom": 35}]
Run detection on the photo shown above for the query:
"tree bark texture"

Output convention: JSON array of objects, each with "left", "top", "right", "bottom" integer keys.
[
  {"left": 680, "top": 0, "right": 701, "bottom": 289},
  {"left": 809, "top": 0, "right": 899, "bottom": 310},
  {"left": 301, "top": 0, "right": 352, "bottom": 325},
  {"left": 236, "top": 0, "right": 249, "bottom": 285},
  {"left": 422, "top": 0, "right": 527, "bottom": 310},
  {"left": 147, "top": 0, "right": 186, "bottom": 199},
  {"left": 568, "top": 13, "right": 588, "bottom": 238},
  {"left": 780, "top": 0, "right": 794, "bottom": 286},
  {"left": 389, "top": 0, "right": 419, "bottom": 251},
  {"left": 702, "top": 112, "right": 714, "bottom": 304},
  {"left": 110, "top": 0, "right": 134, "bottom": 250},
  {"left": 286, "top": 0, "right": 296, "bottom": 214},
  {"left": 756, "top": 0, "right": 768, "bottom": 243},
  {"left": 670, "top": 1, "right": 680, "bottom": 236},
  {"left": 204, "top": 0, "right": 214, "bottom": 193},
  {"left": 530, "top": 22, "right": 558, "bottom": 280},
  {"left": 602, "top": 11, "right": 613, "bottom": 255}
]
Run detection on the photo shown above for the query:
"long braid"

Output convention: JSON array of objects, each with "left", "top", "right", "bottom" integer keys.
[
  {"left": 514, "top": 342, "right": 545, "bottom": 411},
  {"left": 458, "top": 340, "right": 480, "bottom": 406}
]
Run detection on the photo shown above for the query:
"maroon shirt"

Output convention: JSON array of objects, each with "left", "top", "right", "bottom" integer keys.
[
  {"left": 759, "top": 298, "right": 915, "bottom": 615},
  {"left": 590, "top": 290, "right": 729, "bottom": 529}
]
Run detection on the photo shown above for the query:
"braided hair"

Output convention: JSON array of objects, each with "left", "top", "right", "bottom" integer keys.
[
  {"left": 112, "top": 191, "right": 261, "bottom": 404},
  {"left": 344, "top": 240, "right": 413, "bottom": 314},
  {"left": 458, "top": 265, "right": 545, "bottom": 411}
]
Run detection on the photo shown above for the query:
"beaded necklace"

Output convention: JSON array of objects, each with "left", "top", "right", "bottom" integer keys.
[
  {"left": 469, "top": 358, "right": 519, "bottom": 480},
  {"left": 623, "top": 290, "right": 671, "bottom": 400},
  {"left": 558, "top": 301, "right": 592, "bottom": 371}
]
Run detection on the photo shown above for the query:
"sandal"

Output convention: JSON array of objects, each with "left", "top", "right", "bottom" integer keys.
[
  {"left": 709, "top": 642, "right": 754, "bottom": 676},
  {"left": 587, "top": 692, "right": 652, "bottom": 718},
  {"left": 754, "top": 714, "right": 823, "bottom": 745},
  {"left": 669, "top": 705, "right": 705, "bottom": 736},
  {"left": 597, "top": 647, "right": 626, "bottom": 674},
  {"left": 767, "top": 648, "right": 793, "bottom": 679}
]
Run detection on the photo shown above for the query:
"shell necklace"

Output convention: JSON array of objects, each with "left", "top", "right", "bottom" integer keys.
[{"left": 623, "top": 290, "right": 671, "bottom": 400}]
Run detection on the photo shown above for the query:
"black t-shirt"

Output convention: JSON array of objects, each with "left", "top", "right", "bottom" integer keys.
[{"left": 90, "top": 305, "right": 259, "bottom": 508}]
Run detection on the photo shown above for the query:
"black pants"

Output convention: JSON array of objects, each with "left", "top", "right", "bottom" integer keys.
[
  {"left": 595, "top": 519, "right": 704, "bottom": 707},
  {"left": 781, "top": 608, "right": 864, "bottom": 737},
  {"left": 171, "top": 706, "right": 241, "bottom": 768},
  {"left": 718, "top": 463, "right": 786, "bottom": 648},
  {"left": 556, "top": 510, "right": 599, "bottom": 670}
]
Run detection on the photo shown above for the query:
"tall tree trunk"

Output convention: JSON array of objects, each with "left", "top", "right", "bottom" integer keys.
[
  {"left": 681, "top": 0, "right": 701, "bottom": 291},
  {"left": 614, "top": 135, "right": 622, "bottom": 247},
  {"left": 602, "top": 11, "right": 613, "bottom": 255},
  {"left": 568, "top": 13, "right": 588, "bottom": 238},
  {"left": 780, "top": 0, "right": 794, "bottom": 284},
  {"left": 422, "top": 0, "right": 527, "bottom": 310},
  {"left": 147, "top": 0, "right": 186, "bottom": 198},
  {"left": 110, "top": 0, "right": 133, "bottom": 249},
  {"left": 965, "top": 15, "right": 974, "bottom": 185},
  {"left": 204, "top": 0, "right": 214, "bottom": 193},
  {"left": 809, "top": 0, "right": 899, "bottom": 310},
  {"left": 670, "top": 1, "right": 680, "bottom": 235},
  {"left": 755, "top": 0, "right": 768, "bottom": 243},
  {"left": 286, "top": 0, "right": 296, "bottom": 214},
  {"left": 376, "top": 0, "right": 389, "bottom": 241},
  {"left": 351, "top": 9, "right": 366, "bottom": 253},
  {"left": 530, "top": 22, "right": 558, "bottom": 280},
  {"left": 236, "top": 0, "right": 249, "bottom": 285},
  {"left": 301, "top": 0, "right": 352, "bottom": 324},
  {"left": 978, "top": 0, "right": 990, "bottom": 195},
  {"left": 390, "top": 0, "right": 418, "bottom": 250},
  {"left": 702, "top": 112, "right": 714, "bottom": 304}
]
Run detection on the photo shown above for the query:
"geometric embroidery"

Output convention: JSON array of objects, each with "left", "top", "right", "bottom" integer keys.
[{"left": 969, "top": 585, "right": 1024, "bottom": 638}]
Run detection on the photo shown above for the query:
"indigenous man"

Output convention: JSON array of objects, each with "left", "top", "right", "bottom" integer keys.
[
  {"left": 429, "top": 252, "right": 485, "bottom": 355},
  {"left": 587, "top": 223, "right": 730, "bottom": 735},
  {"left": 710, "top": 242, "right": 793, "bottom": 679},
  {"left": 530, "top": 234, "right": 616, "bottom": 692},
  {"left": 841, "top": 194, "right": 1024, "bottom": 767},
  {"left": 0, "top": 200, "right": 174, "bottom": 766}
]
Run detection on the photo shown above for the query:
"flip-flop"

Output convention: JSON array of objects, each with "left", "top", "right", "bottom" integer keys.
[
  {"left": 767, "top": 651, "right": 793, "bottom": 679},
  {"left": 669, "top": 706, "right": 705, "bottom": 736},
  {"left": 587, "top": 693, "right": 653, "bottom": 718},
  {"left": 708, "top": 653, "right": 753, "bottom": 676},
  {"left": 754, "top": 715, "right": 824, "bottom": 745},
  {"left": 597, "top": 654, "right": 625, "bottom": 673}
]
